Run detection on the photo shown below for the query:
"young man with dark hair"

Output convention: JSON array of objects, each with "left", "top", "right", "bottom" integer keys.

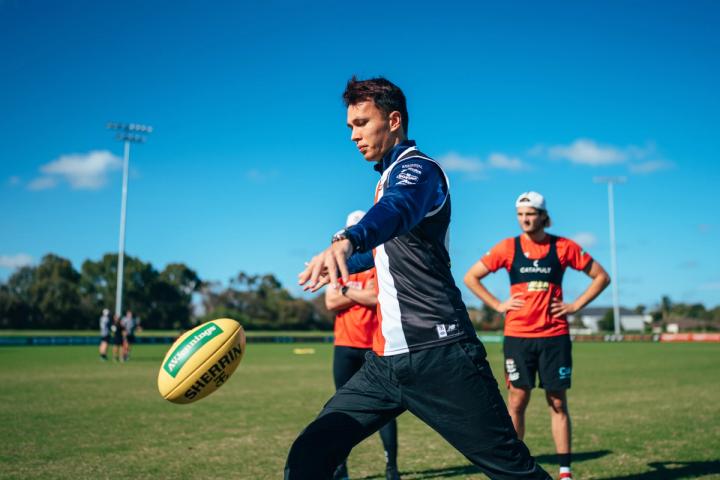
[
  {"left": 464, "top": 192, "right": 611, "bottom": 480},
  {"left": 325, "top": 210, "right": 400, "bottom": 480},
  {"left": 285, "top": 77, "right": 550, "bottom": 480}
]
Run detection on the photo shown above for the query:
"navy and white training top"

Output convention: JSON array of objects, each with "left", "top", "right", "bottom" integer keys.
[{"left": 344, "top": 141, "right": 474, "bottom": 356}]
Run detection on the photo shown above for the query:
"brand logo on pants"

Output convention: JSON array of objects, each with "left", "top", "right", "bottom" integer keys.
[
  {"left": 505, "top": 358, "right": 520, "bottom": 381},
  {"left": 436, "top": 324, "right": 447, "bottom": 338}
]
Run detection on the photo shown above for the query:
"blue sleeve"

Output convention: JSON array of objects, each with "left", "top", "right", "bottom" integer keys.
[
  {"left": 346, "top": 251, "right": 374, "bottom": 274},
  {"left": 345, "top": 158, "right": 446, "bottom": 253}
]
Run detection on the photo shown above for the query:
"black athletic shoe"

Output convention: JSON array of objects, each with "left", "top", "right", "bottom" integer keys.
[
  {"left": 332, "top": 463, "right": 349, "bottom": 480},
  {"left": 385, "top": 465, "right": 401, "bottom": 480}
]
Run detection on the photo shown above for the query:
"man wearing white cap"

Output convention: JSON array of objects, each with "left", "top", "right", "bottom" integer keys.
[
  {"left": 324, "top": 210, "right": 400, "bottom": 480},
  {"left": 464, "top": 191, "right": 610, "bottom": 480}
]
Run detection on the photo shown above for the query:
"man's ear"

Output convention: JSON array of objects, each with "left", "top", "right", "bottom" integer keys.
[{"left": 388, "top": 110, "right": 403, "bottom": 133}]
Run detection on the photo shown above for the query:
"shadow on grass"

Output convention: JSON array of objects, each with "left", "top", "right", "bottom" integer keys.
[
  {"left": 355, "top": 465, "right": 480, "bottom": 479},
  {"left": 534, "top": 449, "right": 612, "bottom": 464},
  {"left": 600, "top": 460, "right": 720, "bottom": 479},
  {"left": 355, "top": 450, "right": 613, "bottom": 479}
]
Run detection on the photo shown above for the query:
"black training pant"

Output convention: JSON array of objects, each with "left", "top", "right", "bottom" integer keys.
[
  {"left": 333, "top": 346, "right": 398, "bottom": 466},
  {"left": 285, "top": 338, "right": 550, "bottom": 480}
]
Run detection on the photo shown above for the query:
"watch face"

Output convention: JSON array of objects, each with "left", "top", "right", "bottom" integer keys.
[{"left": 331, "top": 229, "right": 347, "bottom": 243}]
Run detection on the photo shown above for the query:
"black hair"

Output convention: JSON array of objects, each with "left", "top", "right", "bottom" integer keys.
[{"left": 342, "top": 76, "right": 409, "bottom": 135}]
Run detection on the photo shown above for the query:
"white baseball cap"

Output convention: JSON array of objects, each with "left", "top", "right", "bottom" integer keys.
[
  {"left": 515, "top": 191, "right": 546, "bottom": 211},
  {"left": 346, "top": 210, "right": 366, "bottom": 227}
]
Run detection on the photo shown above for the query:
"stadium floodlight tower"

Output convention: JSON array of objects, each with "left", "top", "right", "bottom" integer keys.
[
  {"left": 106, "top": 122, "right": 153, "bottom": 318},
  {"left": 594, "top": 176, "right": 626, "bottom": 336}
]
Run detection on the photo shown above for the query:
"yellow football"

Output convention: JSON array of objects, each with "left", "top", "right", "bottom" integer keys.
[{"left": 157, "top": 318, "right": 246, "bottom": 404}]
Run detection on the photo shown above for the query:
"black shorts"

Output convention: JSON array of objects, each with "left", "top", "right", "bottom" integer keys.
[
  {"left": 100, "top": 335, "right": 111, "bottom": 343},
  {"left": 503, "top": 335, "right": 572, "bottom": 391},
  {"left": 127, "top": 334, "right": 136, "bottom": 344}
]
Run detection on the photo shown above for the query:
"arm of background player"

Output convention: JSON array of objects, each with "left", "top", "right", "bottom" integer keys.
[
  {"left": 346, "top": 251, "right": 373, "bottom": 274},
  {"left": 325, "top": 278, "right": 378, "bottom": 311},
  {"left": 344, "top": 159, "right": 446, "bottom": 252},
  {"left": 551, "top": 260, "right": 611, "bottom": 316},
  {"left": 463, "top": 259, "right": 524, "bottom": 313}
]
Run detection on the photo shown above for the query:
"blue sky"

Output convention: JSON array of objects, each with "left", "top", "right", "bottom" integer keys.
[{"left": 1, "top": 0, "right": 718, "bottom": 309}]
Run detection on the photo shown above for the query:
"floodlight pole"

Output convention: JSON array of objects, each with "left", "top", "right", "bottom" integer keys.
[
  {"left": 107, "top": 122, "right": 152, "bottom": 318},
  {"left": 594, "top": 176, "right": 626, "bottom": 335}
]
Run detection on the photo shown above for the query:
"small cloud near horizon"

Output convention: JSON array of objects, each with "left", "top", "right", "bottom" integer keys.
[
  {"left": 438, "top": 151, "right": 529, "bottom": 179},
  {"left": 487, "top": 153, "right": 530, "bottom": 171},
  {"left": 0, "top": 253, "right": 34, "bottom": 269},
  {"left": 532, "top": 139, "right": 671, "bottom": 174},
  {"left": 571, "top": 232, "right": 598, "bottom": 249}
]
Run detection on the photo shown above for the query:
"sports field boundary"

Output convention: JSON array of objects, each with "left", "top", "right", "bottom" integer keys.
[{"left": 1, "top": 332, "right": 718, "bottom": 346}]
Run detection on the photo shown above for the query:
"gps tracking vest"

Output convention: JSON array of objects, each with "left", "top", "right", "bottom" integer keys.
[
  {"left": 508, "top": 235, "right": 565, "bottom": 288},
  {"left": 372, "top": 146, "right": 473, "bottom": 356}
]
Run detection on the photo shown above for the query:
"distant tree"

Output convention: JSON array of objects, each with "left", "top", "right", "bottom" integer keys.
[
  {"left": 151, "top": 263, "right": 202, "bottom": 329},
  {"left": 1, "top": 266, "right": 38, "bottom": 328},
  {"left": 661, "top": 295, "right": 672, "bottom": 322},
  {"left": 80, "top": 254, "right": 201, "bottom": 329},
  {"left": 598, "top": 309, "right": 616, "bottom": 332},
  {"left": 29, "top": 254, "right": 83, "bottom": 329},
  {"left": 201, "top": 271, "right": 328, "bottom": 330}
]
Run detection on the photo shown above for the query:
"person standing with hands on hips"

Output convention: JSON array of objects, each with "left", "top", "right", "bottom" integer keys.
[{"left": 464, "top": 191, "right": 611, "bottom": 480}]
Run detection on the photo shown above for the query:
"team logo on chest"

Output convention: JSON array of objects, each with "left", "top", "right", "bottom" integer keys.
[{"left": 519, "top": 259, "right": 552, "bottom": 274}]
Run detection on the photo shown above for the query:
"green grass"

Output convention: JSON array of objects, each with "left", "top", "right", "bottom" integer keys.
[{"left": 0, "top": 342, "right": 718, "bottom": 479}]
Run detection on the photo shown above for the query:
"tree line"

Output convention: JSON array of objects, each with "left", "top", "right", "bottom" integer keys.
[
  {"left": 0, "top": 253, "right": 333, "bottom": 331},
  {"left": 1, "top": 253, "right": 718, "bottom": 332}
]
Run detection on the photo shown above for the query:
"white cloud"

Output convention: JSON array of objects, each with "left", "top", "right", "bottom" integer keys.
[
  {"left": 535, "top": 138, "right": 672, "bottom": 175},
  {"left": 628, "top": 160, "right": 674, "bottom": 174},
  {"left": 437, "top": 152, "right": 484, "bottom": 173},
  {"left": 547, "top": 139, "right": 627, "bottom": 166},
  {"left": 28, "top": 176, "right": 58, "bottom": 191},
  {"left": 30, "top": 150, "right": 122, "bottom": 190},
  {"left": 572, "top": 232, "right": 598, "bottom": 249},
  {"left": 487, "top": 153, "right": 529, "bottom": 171},
  {"left": 8, "top": 176, "right": 21, "bottom": 186},
  {"left": 0, "top": 253, "right": 34, "bottom": 269}
]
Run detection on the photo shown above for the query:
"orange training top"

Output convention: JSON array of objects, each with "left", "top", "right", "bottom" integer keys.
[
  {"left": 481, "top": 235, "right": 593, "bottom": 338},
  {"left": 333, "top": 269, "right": 378, "bottom": 349}
]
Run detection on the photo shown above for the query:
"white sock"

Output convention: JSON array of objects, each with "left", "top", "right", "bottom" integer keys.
[{"left": 560, "top": 466, "right": 571, "bottom": 474}]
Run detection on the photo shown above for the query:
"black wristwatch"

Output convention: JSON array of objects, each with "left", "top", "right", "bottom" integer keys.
[
  {"left": 331, "top": 228, "right": 349, "bottom": 244},
  {"left": 331, "top": 228, "right": 358, "bottom": 252},
  {"left": 340, "top": 285, "right": 349, "bottom": 296}
]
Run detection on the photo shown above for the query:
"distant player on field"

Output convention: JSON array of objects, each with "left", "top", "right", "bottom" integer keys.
[
  {"left": 324, "top": 210, "right": 400, "bottom": 480},
  {"left": 111, "top": 313, "right": 126, "bottom": 363},
  {"left": 98, "top": 308, "right": 111, "bottom": 361},
  {"left": 464, "top": 191, "right": 611, "bottom": 480},
  {"left": 121, "top": 310, "right": 136, "bottom": 361},
  {"left": 285, "top": 77, "right": 550, "bottom": 480}
]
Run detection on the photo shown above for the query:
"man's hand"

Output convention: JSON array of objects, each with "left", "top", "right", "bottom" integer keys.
[
  {"left": 298, "top": 239, "right": 353, "bottom": 292},
  {"left": 550, "top": 299, "right": 578, "bottom": 317},
  {"left": 496, "top": 293, "right": 525, "bottom": 313}
]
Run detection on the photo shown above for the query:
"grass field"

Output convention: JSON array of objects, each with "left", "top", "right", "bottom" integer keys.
[{"left": 1, "top": 342, "right": 718, "bottom": 479}]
